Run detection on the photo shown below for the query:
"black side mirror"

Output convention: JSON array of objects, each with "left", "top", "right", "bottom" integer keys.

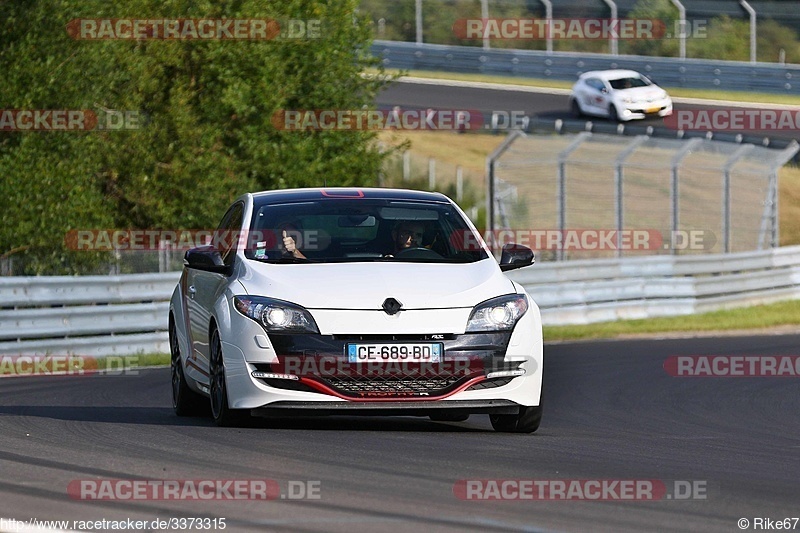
[
  {"left": 184, "top": 245, "right": 231, "bottom": 275},
  {"left": 499, "top": 243, "right": 534, "bottom": 272}
]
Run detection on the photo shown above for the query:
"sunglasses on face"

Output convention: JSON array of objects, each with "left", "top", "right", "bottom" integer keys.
[{"left": 399, "top": 229, "right": 423, "bottom": 239}]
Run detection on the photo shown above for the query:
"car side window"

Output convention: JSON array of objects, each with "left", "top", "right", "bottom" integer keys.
[
  {"left": 586, "top": 78, "right": 605, "bottom": 92},
  {"left": 218, "top": 202, "right": 244, "bottom": 268}
]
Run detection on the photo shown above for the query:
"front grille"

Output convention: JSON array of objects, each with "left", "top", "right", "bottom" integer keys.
[{"left": 322, "top": 375, "right": 464, "bottom": 396}]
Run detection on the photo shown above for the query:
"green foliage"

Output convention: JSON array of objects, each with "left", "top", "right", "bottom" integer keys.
[
  {"left": 686, "top": 15, "right": 750, "bottom": 61},
  {"left": 619, "top": 0, "right": 679, "bottom": 57},
  {"left": 0, "top": 0, "right": 397, "bottom": 274},
  {"left": 687, "top": 16, "right": 800, "bottom": 63},
  {"left": 756, "top": 19, "right": 800, "bottom": 64}
]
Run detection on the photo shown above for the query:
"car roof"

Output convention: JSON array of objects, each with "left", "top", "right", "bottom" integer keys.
[
  {"left": 579, "top": 69, "right": 645, "bottom": 81},
  {"left": 248, "top": 187, "right": 452, "bottom": 205}
]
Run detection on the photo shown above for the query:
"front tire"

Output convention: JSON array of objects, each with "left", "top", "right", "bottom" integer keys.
[
  {"left": 490, "top": 404, "right": 542, "bottom": 433},
  {"left": 170, "top": 317, "right": 204, "bottom": 416},
  {"left": 209, "top": 328, "right": 249, "bottom": 427},
  {"left": 608, "top": 104, "right": 620, "bottom": 122}
]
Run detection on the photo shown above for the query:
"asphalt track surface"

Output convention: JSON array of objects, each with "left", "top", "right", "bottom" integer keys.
[
  {"left": 376, "top": 80, "right": 800, "bottom": 141},
  {"left": 1, "top": 334, "right": 800, "bottom": 532}
]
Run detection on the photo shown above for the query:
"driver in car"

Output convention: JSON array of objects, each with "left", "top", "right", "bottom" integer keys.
[{"left": 391, "top": 221, "right": 425, "bottom": 255}]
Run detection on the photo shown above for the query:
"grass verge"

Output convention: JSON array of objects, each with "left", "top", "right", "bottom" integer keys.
[
  {"left": 130, "top": 353, "right": 170, "bottom": 367},
  {"left": 0, "top": 352, "right": 170, "bottom": 377},
  {"left": 543, "top": 300, "right": 800, "bottom": 341}
]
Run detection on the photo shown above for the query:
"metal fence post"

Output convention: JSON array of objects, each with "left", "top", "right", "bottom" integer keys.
[
  {"left": 481, "top": 0, "right": 489, "bottom": 50},
  {"left": 456, "top": 166, "right": 463, "bottom": 202},
  {"left": 670, "top": 138, "right": 701, "bottom": 254},
  {"left": 739, "top": 0, "right": 757, "bottom": 64},
  {"left": 615, "top": 136, "right": 648, "bottom": 257},
  {"left": 540, "top": 0, "right": 553, "bottom": 55},
  {"left": 669, "top": 0, "right": 687, "bottom": 60},
  {"left": 415, "top": 0, "right": 423, "bottom": 45},
  {"left": 486, "top": 130, "right": 525, "bottom": 252},
  {"left": 601, "top": 0, "right": 618, "bottom": 56},
  {"left": 557, "top": 132, "right": 591, "bottom": 260},
  {"left": 722, "top": 144, "right": 754, "bottom": 253}
]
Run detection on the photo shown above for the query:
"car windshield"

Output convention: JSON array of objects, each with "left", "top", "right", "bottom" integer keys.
[
  {"left": 608, "top": 76, "right": 651, "bottom": 90},
  {"left": 244, "top": 198, "right": 489, "bottom": 264}
]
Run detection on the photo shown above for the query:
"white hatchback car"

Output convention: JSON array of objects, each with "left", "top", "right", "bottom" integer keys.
[
  {"left": 570, "top": 69, "right": 673, "bottom": 122},
  {"left": 169, "top": 188, "right": 544, "bottom": 432}
]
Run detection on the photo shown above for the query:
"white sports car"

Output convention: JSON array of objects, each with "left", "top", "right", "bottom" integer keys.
[
  {"left": 169, "top": 188, "right": 543, "bottom": 432},
  {"left": 570, "top": 69, "right": 673, "bottom": 122}
]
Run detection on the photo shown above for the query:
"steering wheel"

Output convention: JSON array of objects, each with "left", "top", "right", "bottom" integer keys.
[{"left": 394, "top": 247, "right": 443, "bottom": 259}]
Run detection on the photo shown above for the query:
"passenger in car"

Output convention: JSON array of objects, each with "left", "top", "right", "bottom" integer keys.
[{"left": 281, "top": 224, "right": 307, "bottom": 259}]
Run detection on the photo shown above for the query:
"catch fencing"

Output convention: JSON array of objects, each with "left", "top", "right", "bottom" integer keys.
[{"left": 487, "top": 131, "right": 799, "bottom": 260}]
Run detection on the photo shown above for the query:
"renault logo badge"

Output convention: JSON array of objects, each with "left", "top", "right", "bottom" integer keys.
[{"left": 382, "top": 298, "right": 403, "bottom": 315}]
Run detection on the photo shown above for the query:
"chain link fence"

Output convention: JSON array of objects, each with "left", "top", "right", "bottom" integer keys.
[{"left": 488, "top": 131, "right": 799, "bottom": 260}]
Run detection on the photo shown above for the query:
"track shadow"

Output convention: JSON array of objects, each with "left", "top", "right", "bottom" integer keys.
[{"left": 0, "top": 404, "right": 492, "bottom": 432}]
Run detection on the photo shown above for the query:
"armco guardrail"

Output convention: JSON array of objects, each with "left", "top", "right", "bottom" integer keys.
[
  {"left": 509, "top": 245, "right": 800, "bottom": 325},
  {"left": 2, "top": 247, "right": 800, "bottom": 355},
  {"left": 371, "top": 40, "right": 800, "bottom": 94},
  {"left": 0, "top": 272, "right": 181, "bottom": 356}
]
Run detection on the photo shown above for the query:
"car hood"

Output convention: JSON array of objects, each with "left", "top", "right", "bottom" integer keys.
[
  {"left": 615, "top": 86, "right": 667, "bottom": 101},
  {"left": 237, "top": 258, "right": 515, "bottom": 310}
]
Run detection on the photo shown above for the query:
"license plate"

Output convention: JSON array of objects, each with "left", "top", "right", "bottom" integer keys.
[
  {"left": 347, "top": 343, "right": 443, "bottom": 363},
  {"left": 645, "top": 106, "right": 660, "bottom": 114}
]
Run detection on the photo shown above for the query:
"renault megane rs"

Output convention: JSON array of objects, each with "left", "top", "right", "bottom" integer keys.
[
  {"left": 169, "top": 188, "right": 543, "bottom": 432},
  {"left": 570, "top": 69, "right": 673, "bottom": 121}
]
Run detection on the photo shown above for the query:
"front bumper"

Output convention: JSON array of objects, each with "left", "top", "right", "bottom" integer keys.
[
  {"left": 219, "top": 299, "right": 543, "bottom": 411},
  {"left": 252, "top": 399, "right": 521, "bottom": 417},
  {"left": 619, "top": 100, "right": 673, "bottom": 120}
]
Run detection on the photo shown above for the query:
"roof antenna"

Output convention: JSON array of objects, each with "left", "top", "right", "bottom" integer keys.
[{"left": 323, "top": 178, "right": 327, "bottom": 187}]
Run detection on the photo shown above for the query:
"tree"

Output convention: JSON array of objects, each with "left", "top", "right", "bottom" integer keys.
[
  {"left": 620, "top": 0, "right": 679, "bottom": 57},
  {"left": 0, "top": 0, "right": 398, "bottom": 274}
]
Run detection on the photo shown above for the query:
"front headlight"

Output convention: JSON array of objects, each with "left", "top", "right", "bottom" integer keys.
[
  {"left": 233, "top": 296, "right": 320, "bottom": 334},
  {"left": 465, "top": 294, "right": 528, "bottom": 332}
]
